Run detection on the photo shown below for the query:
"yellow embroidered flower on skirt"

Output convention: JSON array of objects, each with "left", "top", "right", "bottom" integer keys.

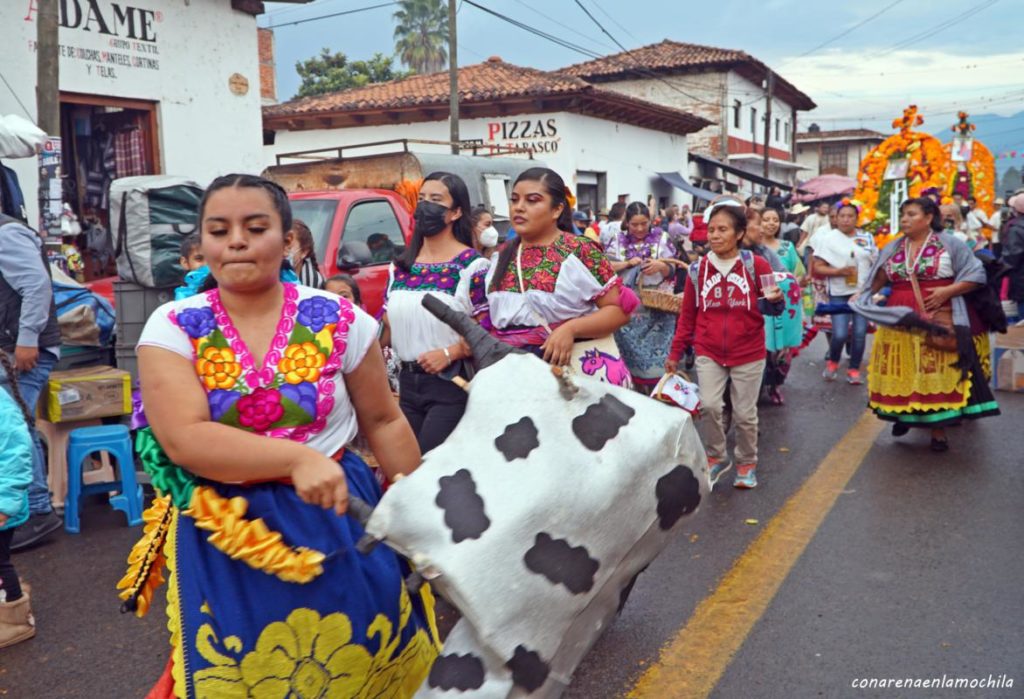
[
  {"left": 196, "top": 346, "right": 242, "bottom": 390},
  {"left": 279, "top": 342, "right": 327, "bottom": 385}
]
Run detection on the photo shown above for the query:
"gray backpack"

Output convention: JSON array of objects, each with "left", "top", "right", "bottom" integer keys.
[{"left": 112, "top": 176, "right": 203, "bottom": 288}]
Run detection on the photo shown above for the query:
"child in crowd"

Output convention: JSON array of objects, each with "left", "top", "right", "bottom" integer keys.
[
  {"left": 174, "top": 234, "right": 209, "bottom": 300},
  {"left": 0, "top": 353, "right": 37, "bottom": 648},
  {"left": 325, "top": 273, "right": 362, "bottom": 307}
]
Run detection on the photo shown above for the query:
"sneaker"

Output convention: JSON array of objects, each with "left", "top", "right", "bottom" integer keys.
[
  {"left": 10, "top": 511, "right": 62, "bottom": 552},
  {"left": 846, "top": 369, "right": 863, "bottom": 385},
  {"left": 707, "top": 457, "right": 732, "bottom": 489},
  {"left": 734, "top": 463, "right": 758, "bottom": 489},
  {"left": 822, "top": 361, "right": 839, "bottom": 381}
]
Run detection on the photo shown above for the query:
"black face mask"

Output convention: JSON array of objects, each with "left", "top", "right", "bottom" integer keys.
[{"left": 414, "top": 201, "right": 450, "bottom": 237}]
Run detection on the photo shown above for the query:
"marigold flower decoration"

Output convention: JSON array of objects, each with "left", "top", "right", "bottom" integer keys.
[
  {"left": 852, "top": 105, "right": 950, "bottom": 243},
  {"left": 394, "top": 179, "right": 423, "bottom": 214},
  {"left": 942, "top": 112, "right": 996, "bottom": 218}
]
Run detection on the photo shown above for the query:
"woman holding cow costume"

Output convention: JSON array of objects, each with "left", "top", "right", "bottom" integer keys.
[
  {"left": 666, "top": 198, "right": 784, "bottom": 489},
  {"left": 130, "top": 174, "right": 438, "bottom": 697},
  {"left": 381, "top": 172, "right": 490, "bottom": 454},
  {"left": 486, "top": 168, "right": 633, "bottom": 385}
]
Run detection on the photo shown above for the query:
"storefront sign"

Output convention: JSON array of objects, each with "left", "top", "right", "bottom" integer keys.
[
  {"left": 24, "top": 0, "right": 162, "bottom": 81},
  {"left": 485, "top": 117, "right": 560, "bottom": 155},
  {"left": 38, "top": 137, "right": 63, "bottom": 238}
]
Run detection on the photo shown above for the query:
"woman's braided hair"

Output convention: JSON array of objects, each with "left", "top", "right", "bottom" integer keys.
[{"left": 0, "top": 353, "right": 34, "bottom": 428}]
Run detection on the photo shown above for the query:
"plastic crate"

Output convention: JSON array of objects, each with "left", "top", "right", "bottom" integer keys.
[
  {"left": 115, "top": 344, "right": 140, "bottom": 385},
  {"left": 113, "top": 281, "right": 175, "bottom": 348}
]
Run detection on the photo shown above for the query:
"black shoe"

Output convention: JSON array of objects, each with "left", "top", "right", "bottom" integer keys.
[
  {"left": 930, "top": 438, "right": 950, "bottom": 453},
  {"left": 10, "top": 511, "right": 62, "bottom": 552},
  {"left": 891, "top": 423, "right": 910, "bottom": 438}
]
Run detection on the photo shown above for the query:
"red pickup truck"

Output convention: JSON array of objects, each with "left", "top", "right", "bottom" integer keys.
[{"left": 289, "top": 190, "right": 413, "bottom": 317}]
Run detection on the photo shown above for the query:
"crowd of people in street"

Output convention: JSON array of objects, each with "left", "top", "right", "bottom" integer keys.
[{"left": 0, "top": 163, "right": 1021, "bottom": 698}]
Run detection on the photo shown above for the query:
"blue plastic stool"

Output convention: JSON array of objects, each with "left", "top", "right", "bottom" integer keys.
[{"left": 64, "top": 424, "right": 143, "bottom": 534}]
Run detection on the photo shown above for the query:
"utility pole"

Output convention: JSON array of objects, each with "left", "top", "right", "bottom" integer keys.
[
  {"left": 36, "top": 0, "right": 60, "bottom": 136},
  {"left": 762, "top": 69, "right": 774, "bottom": 182},
  {"left": 448, "top": 0, "right": 459, "bottom": 154}
]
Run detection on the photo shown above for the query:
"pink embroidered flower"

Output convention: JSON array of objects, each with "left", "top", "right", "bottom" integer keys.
[{"left": 237, "top": 387, "right": 284, "bottom": 431}]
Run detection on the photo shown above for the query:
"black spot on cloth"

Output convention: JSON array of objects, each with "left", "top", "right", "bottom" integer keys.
[
  {"left": 655, "top": 464, "right": 701, "bottom": 530},
  {"left": 427, "top": 653, "right": 486, "bottom": 691},
  {"left": 494, "top": 417, "right": 540, "bottom": 462},
  {"left": 523, "top": 532, "right": 599, "bottom": 594},
  {"left": 617, "top": 565, "right": 649, "bottom": 614},
  {"left": 506, "top": 645, "right": 550, "bottom": 693},
  {"left": 571, "top": 394, "right": 635, "bottom": 451},
  {"left": 436, "top": 469, "right": 491, "bottom": 543}
]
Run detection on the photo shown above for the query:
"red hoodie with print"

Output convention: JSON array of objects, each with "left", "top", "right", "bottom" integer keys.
[{"left": 669, "top": 253, "right": 777, "bottom": 367}]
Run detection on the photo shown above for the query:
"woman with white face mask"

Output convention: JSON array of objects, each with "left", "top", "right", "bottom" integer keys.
[
  {"left": 471, "top": 205, "right": 500, "bottom": 258},
  {"left": 381, "top": 172, "right": 490, "bottom": 454}
]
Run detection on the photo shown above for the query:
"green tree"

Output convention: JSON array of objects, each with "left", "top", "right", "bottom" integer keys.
[
  {"left": 295, "top": 49, "right": 407, "bottom": 98},
  {"left": 393, "top": 0, "right": 448, "bottom": 75}
]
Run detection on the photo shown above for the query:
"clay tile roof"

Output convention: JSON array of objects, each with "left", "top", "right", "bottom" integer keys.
[
  {"left": 559, "top": 39, "right": 816, "bottom": 111},
  {"left": 264, "top": 58, "right": 587, "bottom": 118},
  {"left": 263, "top": 58, "right": 712, "bottom": 135},
  {"left": 796, "top": 128, "right": 887, "bottom": 141}
]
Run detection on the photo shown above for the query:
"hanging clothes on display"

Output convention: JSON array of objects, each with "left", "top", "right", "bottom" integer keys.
[{"left": 114, "top": 128, "right": 146, "bottom": 178}]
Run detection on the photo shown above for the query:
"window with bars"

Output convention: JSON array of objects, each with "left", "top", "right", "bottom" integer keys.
[
  {"left": 750, "top": 107, "right": 757, "bottom": 135},
  {"left": 733, "top": 100, "right": 742, "bottom": 128},
  {"left": 775, "top": 118, "right": 780, "bottom": 142},
  {"left": 820, "top": 144, "right": 849, "bottom": 174}
]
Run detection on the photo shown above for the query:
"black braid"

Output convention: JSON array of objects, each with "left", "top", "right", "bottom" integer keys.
[{"left": 0, "top": 352, "right": 35, "bottom": 428}]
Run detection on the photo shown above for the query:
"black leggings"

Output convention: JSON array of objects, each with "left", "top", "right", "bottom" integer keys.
[
  {"left": 0, "top": 528, "right": 23, "bottom": 602},
  {"left": 398, "top": 370, "right": 468, "bottom": 455}
]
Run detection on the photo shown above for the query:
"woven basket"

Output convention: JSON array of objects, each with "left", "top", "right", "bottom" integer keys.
[{"left": 639, "top": 288, "right": 683, "bottom": 314}]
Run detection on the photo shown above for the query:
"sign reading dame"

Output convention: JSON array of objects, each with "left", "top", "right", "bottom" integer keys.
[
  {"left": 486, "top": 117, "right": 560, "bottom": 155},
  {"left": 25, "top": 0, "right": 158, "bottom": 42},
  {"left": 23, "top": 0, "right": 162, "bottom": 81}
]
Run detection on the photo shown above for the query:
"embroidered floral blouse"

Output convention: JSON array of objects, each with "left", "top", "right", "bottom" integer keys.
[
  {"left": 486, "top": 232, "right": 620, "bottom": 329},
  {"left": 605, "top": 229, "right": 675, "bottom": 287},
  {"left": 384, "top": 248, "right": 489, "bottom": 363},
  {"left": 137, "top": 283, "right": 379, "bottom": 457},
  {"left": 885, "top": 234, "right": 954, "bottom": 282}
]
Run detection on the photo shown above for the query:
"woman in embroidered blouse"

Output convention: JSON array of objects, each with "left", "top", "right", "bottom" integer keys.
[
  {"left": 605, "top": 201, "right": 676, "bottom": 391},
  {"left": 486, "top": 168, "right": 632, "bottom": 384},
  {"left": 134, "top": 175, "right": 437, "bottom": 698},
  {"left": 853, "top": 197, "right": 999, "bottom": 452},
  {"left": 381, "top": 172, "right": 489, "bottom": 454}
]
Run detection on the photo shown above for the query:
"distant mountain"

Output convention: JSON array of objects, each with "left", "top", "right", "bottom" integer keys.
[{"left": 968, "top": 111, "right": 1024, "bottom": 183}]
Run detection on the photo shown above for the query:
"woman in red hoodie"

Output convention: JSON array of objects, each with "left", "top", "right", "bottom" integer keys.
[{"left": 666, "top": 199, "right": 784, "bottom": 489}]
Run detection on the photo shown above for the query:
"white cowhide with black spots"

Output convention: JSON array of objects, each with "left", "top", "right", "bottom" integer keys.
[{"left": 364, "top": 353, "right": 710, "bottom": 697}]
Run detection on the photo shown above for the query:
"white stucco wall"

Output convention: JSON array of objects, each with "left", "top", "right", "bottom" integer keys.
[
  {"left": 265, "top": 111, "right": 692, "bottom": 210},
  {"left": 725, "top": 71, "right": 795, "bottom": 155},
  {"left": 1, "top": 0, "right": 265, "bottom": 226},
  {"left": 796, "top": 139, "right": 883, "bottom": 178}
]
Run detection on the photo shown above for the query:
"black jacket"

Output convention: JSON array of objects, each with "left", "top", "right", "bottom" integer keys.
[{"left": 1004, "top": 214, "right": 1024, "bottom": 303}]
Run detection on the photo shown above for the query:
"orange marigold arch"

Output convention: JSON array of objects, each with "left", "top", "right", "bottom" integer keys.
[{"left": 943, "top": 112, "right": 996, "bottom": 218}]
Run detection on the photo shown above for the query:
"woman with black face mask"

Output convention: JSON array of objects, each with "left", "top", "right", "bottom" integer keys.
[{"left": 381, "top": 171, "right": 489, "bottom": 454}]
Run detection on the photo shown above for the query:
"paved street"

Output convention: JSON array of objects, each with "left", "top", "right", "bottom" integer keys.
[{"left": 2, "top": 337, "right": 1022, "bottom": 698}]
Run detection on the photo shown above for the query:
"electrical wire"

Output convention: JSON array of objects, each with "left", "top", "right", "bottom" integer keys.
[
  {"left": 589, "top": 0, "right": 640, "bottom": 44},
  {"left": 511, "top": 0, "right": 616, "bottom": 52},
  {"left": 874, "top": 0, "right": 1001, "bottom": 58},
  {"left": 0, "top": 69, "right": 33, "bottom": 120},
  {"left": 264, "top": 1, "right": 397, "bottom": 29},
  {"left": 773, "top": 0, "right": 906, "bottom": 70}
]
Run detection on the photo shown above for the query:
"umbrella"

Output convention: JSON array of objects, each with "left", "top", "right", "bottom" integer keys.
[{"left": 792, "top": 173, "right": 856, "bottom": 203}]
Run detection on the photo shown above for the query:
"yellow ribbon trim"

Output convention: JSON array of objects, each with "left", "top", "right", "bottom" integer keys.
[
  {"left": 164, "top": 510, "right": 187, "bottom": 699},
  {"left": 116, "top": 495, "right": 172, "bottom": 618},
  {"left": 183, "top": 485, "right": 326, "bottom": 584}
]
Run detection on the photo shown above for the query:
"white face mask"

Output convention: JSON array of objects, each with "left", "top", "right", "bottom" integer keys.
[{"left": 480, "top": 225, "right": 499, "bottom": 247}]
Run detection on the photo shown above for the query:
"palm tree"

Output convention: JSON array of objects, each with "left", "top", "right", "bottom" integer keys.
[{"left": 393, "top": 0, "right": 448, "bottom": 75}]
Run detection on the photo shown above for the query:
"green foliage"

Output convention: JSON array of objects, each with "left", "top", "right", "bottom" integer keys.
[
  {"left": 295, "top": 49, "right": 408, "bottom": 98},
  {"left": 393, "top": 0, "right": 449, "bottom": 75}
]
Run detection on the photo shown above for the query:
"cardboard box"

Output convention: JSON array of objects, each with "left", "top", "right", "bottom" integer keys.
[
  {"left": 46, "top": 366, "right": 132, "bottom": 422},
  {"left": 995, "top": 349, "right": 1024, "bottom": 393},
  {"left": 994, "top": 323, "right": 1024, "bottom": 351}
]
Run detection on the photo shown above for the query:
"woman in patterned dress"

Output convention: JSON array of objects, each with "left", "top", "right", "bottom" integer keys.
[
  {"left": 605, "top": 201, "right": 676, "bottom": 392},
  {"left": 132, "top": 174, "right": 438, "bottom": 698},
  {"left": 485, "top": 168, "right": 633, "bottom": 385},
  {"left": 853, "top": 197, "right": 1000, "bottom": 451}
]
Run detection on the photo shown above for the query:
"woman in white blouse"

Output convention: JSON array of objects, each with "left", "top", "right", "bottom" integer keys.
[{"left": 381, "top": 172, "right": 490, "bottom": 453}]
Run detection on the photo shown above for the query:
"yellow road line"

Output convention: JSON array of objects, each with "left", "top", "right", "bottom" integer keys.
[{"left": 628, "top": 410, "right": 884, "bottom": 699}]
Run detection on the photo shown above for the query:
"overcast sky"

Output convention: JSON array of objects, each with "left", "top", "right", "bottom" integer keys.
[{"left": 262, "top": 0, "right": 1024, "bottom": 138}]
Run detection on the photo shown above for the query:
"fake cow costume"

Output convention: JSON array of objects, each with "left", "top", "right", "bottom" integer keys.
[{"left": 357, "top": 296, "right": 711, "bottom": 697}]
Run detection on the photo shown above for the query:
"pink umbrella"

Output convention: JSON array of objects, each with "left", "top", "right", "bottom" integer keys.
[{"left": 792, "top": 174, "right": 856, "bottom": 203}]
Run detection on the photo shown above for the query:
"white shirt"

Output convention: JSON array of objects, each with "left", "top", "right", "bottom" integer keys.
[
  {"left": 137, "top": 284, "right": 378, "bottom": 456},
  {"left": 385, "top": 251, "right": 490, "bottom": 362},
  {"left": 812, "top": 228, "right": 877, "bottom": 295},
  {"left": 600, "top": 220, "right": 621, "bottom": 250},
  {"left": 966, "top": 208, "right": 991, "bottom": 238}
]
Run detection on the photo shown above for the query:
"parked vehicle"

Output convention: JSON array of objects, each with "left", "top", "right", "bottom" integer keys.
[{"left": 265, "top": 139, "right": 541, "bottom": 315}]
